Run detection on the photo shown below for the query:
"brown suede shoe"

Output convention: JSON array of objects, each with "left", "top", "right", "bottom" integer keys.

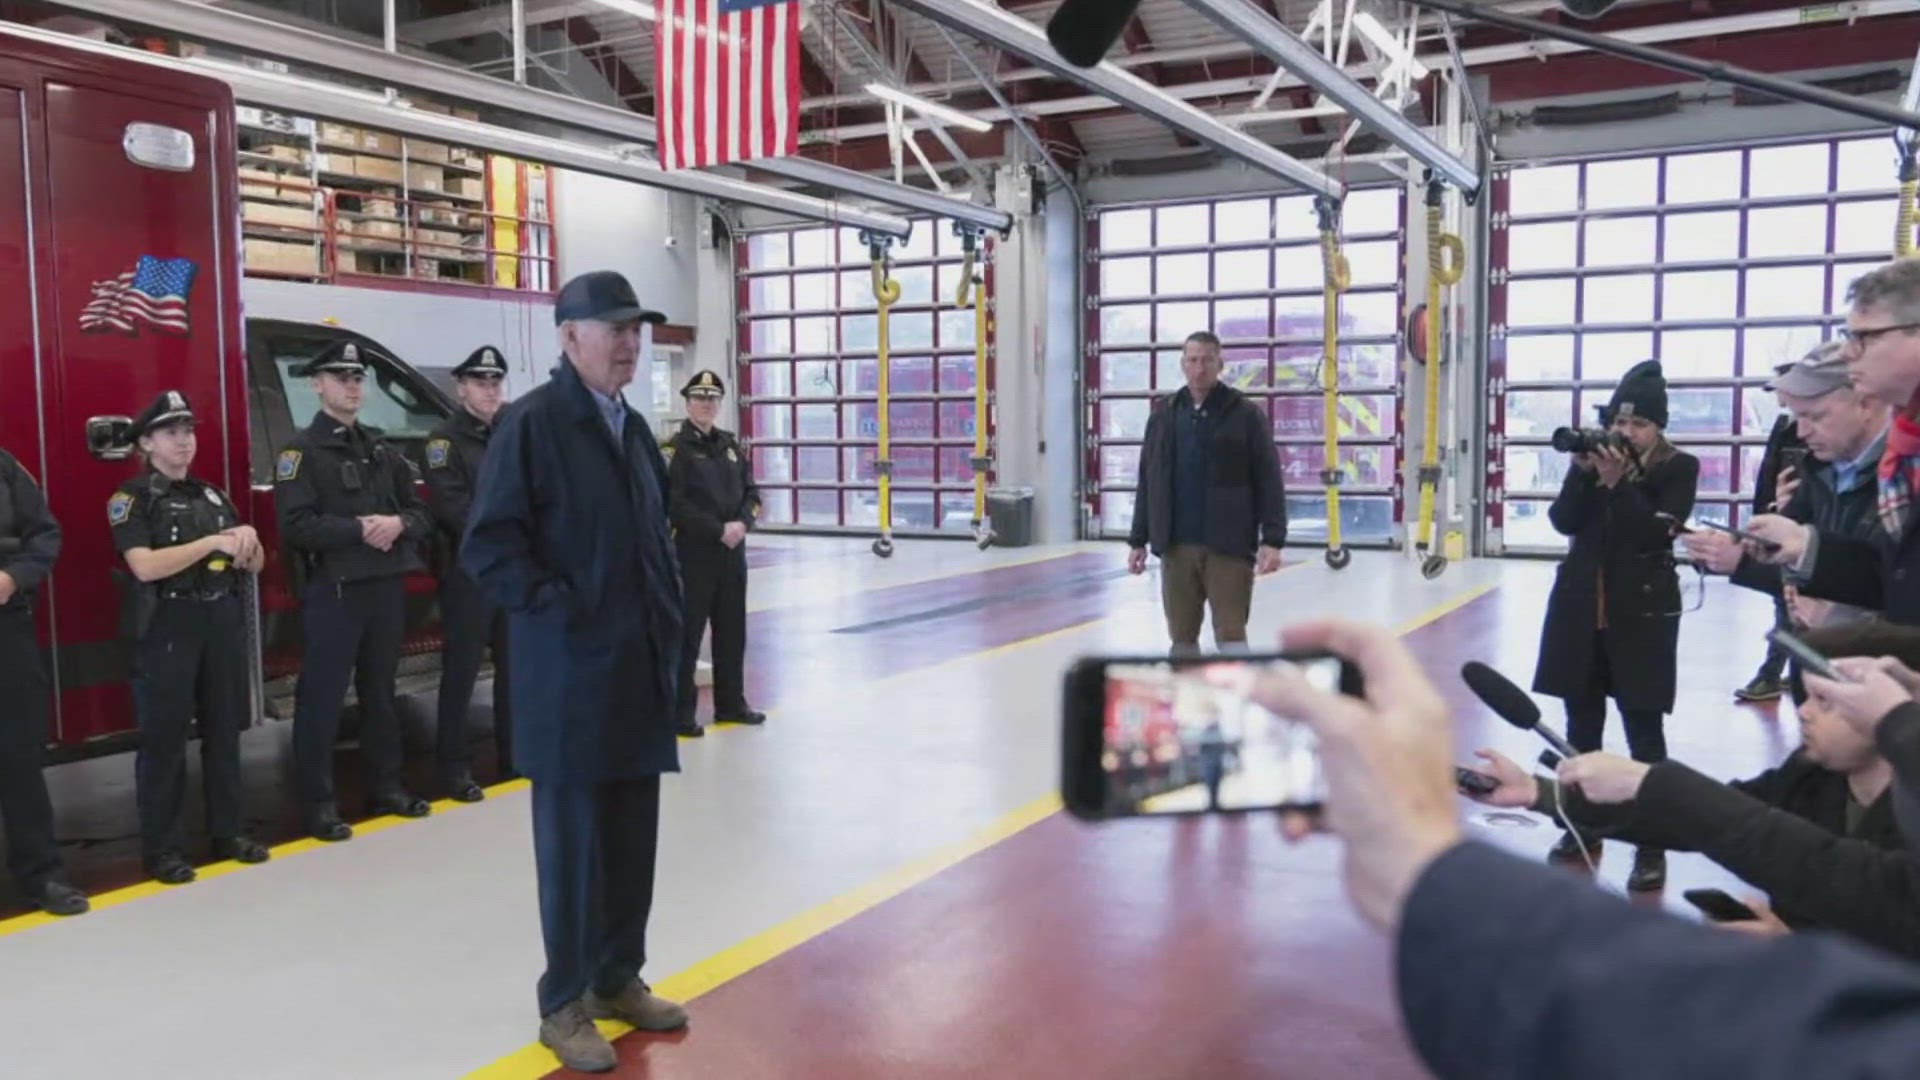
[
  {"left": 539, "top": 1001, "right": 617, "bottom": 1073},
  {"left": 584, "top": 980, "right": 689, "bottom": 1032}
]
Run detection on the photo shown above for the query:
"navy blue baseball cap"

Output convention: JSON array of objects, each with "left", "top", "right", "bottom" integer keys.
[{"left": 553, "top": 270, "right": 667, "bottom": 327}]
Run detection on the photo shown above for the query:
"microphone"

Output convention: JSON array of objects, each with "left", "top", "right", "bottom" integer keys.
[
  {"left": 1460, "top": 661, "right": 1578, "bottom": 759},
  {"left": 1046, "top": 0, "right": 1147, "bottom": 68}
]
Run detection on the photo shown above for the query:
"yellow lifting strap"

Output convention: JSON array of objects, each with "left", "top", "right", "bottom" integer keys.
[
  {"left": 1314, "top": 196, "right": 1353, "bottom": 570},
  {"left": 1897, "top": 148, "right": 1917, "bottom": 258},
  {"left": 866, "top": 230, "right": 902, "bottom": 558},
  {"left": 1413, "top": 178, "right": 1465, "bottom": 580},
  {"left": 954, "top": 223, "right": 995, "bottom": 550}
]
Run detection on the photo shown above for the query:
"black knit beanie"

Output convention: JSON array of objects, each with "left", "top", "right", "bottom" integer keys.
[{"left": 1600, "top": 359, "right": 1668, "bottom": 428}]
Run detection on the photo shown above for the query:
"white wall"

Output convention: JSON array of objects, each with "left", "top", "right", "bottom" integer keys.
[
  {"left": 240, "top": 276, "right": 554, "bottom": 395},
  {"left": 555, "top": 171, "right": 700, "bottom": 325}
]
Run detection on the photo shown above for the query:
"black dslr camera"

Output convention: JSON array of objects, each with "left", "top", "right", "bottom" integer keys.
[{"left": 1551, "top": 426, "right": 1630, "bottom": 454}]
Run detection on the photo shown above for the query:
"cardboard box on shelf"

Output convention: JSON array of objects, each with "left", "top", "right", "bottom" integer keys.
[
  {"left": 406, "top": 163, "right": 446, "bottom": 191},
  {"left": 360, "top": 130, "right": 403, "bottom": 157},
  {"left": 356, "top": 156, "right": 404, "bottom": 184},
  {"left": 452, "top": 106, "right": 480, "bottom": 121},
  {"left": 312, "top": 152, "right": 353, "bottom": 176},
  {"left": 449, "top": 146, "right": 482, "bottom": 168},
  {"left": 407, "top": 138, "right": 450, "bottom": 164},
  {"left": 242, "top": 201, "right": 317, "bottom": 231},
  {"left": 262, "top": 143, "right": 307, "bottom": 164},
  {"left": 317, "top": 122, "right": 361, "bottom": 149},
  {"left": 244, "top": 237, "right": 319, "bottom": 277},
  {"left": 451, "top": 176, "right": 485, "bottom": 201},
  {"left": 349, "top": 219, "right": 405, "bottom": 241},
  {"left": 354, "top": 196, "right": 401, "bottom": 219}
]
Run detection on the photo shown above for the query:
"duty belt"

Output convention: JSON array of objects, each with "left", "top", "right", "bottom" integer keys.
[{"left": 159, "top": 587, "right": 235, "bottom": 602}]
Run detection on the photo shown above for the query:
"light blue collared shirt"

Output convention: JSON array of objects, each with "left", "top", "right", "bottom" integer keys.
[
  {"left": 594, "top": 388, "right": 627, "bottom": 442},
  {"left": 1829, "top": 421, "right": 1891, "bottom": 494}
]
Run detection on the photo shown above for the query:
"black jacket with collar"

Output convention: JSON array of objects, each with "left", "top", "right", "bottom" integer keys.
[
  {"left": 664, "top": 420, "right": 760, "bottom": 548},
  {"left": 0, "top": 446, "right": 59, "bottom": 607},
  {"left": 273, "top": 411, "right": 431, "bottom": 586},
  {"left": 423, "top": 407, "right": 493, "bottom": 545},
  {"left": 1126, "top": 383, "right": 1287, "bottom": 560}
]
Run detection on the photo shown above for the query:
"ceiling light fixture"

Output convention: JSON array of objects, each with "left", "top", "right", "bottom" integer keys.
[{"left": 865, "top": 82, "right": 994, "bottom": 134}]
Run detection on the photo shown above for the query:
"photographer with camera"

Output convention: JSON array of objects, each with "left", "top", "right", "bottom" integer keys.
[{"left": 1533, "top": 360, "right": 1699, "bottom": 891}]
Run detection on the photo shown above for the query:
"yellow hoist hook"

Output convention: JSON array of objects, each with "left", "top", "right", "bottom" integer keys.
[
  {"left": 1315, "top": 195, "right": 1352, "bottom": 571},
  {"left": 1413, "top": 177, "right": 1465, "bottom": 580},
  {"left": 864, "top": 229, "right": 901, "bottom": 558}
]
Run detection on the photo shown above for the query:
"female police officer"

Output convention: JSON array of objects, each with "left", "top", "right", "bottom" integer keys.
[
  {"left": 1531, "top": 360, "right": 1699, "bottom": 892},
  {"left": 109, "top": 391, "right": 270, "bottom": 884}
]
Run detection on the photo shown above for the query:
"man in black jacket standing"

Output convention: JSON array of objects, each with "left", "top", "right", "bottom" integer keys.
[
  {"left": 425, "top": 345, "right": 514, "bottom": 801},
  {"left": 0, "top": 447, "right": 85, "bottom": 916},
  {"left": 1127, "top": 331, "right": 1287, "bottom": 655}
]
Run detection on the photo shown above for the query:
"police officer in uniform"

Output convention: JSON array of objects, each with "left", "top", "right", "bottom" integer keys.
[
  {"left": 0, "top": 444, "right": 86, "bottom": 916},
  {"left": 275, "top": 341, "right": 434, "bottom": 841},
  {"left": 666, "top": 369, "right": 765, "bottom": 738},
  {"left": 110, "top": 391, "right": 271, "bottom": 884},
  {"left": 425, "top": 346, "right": 513, "bottom": 802}
]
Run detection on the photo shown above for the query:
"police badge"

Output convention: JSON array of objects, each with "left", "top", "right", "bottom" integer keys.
[{"left": 276, "top": 449, "right": 302, "bottom": 481}]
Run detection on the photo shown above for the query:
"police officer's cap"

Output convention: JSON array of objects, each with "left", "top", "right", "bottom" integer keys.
[
  {"left": 296, "top": 340, "right": 367, "bottom": 378},
  {"left": 131, "top": 389, "right": 195, "bottom": 438},
  {"left": 454, "top": 346, "right": 509, "bottom": 380},
  {"left": 680, "top": 369, "right": 726, "bottom": 399},
  {"left": 554, "top": 270, "right": 668, "bottom": 327}
]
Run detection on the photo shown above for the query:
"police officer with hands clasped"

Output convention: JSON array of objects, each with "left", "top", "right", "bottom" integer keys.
[
  {"left": 667, "top": 369, "right": 765, "bottom": 738},
  {"left": 0, "top": 442, "right": 86, "bottom": 915},
  {"left": 425, "top": 346, "right": 514, "bottom": 800},
  {"left": 110, "top": 391, "right": 270, "bottom": 884},
  {"left": 275, "top": 341, "right": 434, "bottom": 841}
]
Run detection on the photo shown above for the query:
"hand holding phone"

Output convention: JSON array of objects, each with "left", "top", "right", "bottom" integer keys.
[
  {"left": 1767, "top": 627, "right": 1849, "bottom": 682},
  {"left": 1690, "top": 517, "right": 1782, "bottom": 554},
  {"left": 1683, "top": 888, "right": 1759, "bottom": 923}
]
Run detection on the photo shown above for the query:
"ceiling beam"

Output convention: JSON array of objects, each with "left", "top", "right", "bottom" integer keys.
[
  {"left": 885, "top": 0, "right": 1339, "bottom": 196},
  {"left": 402, "top": 0, "right": 600, "bottom": 46}
]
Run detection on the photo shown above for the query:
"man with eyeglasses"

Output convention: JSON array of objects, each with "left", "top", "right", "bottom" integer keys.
[
  {"left": 1751, "top": 259, "right": 1920, "bottom": 627},
  {"left": 1689, "top": 343, "right": 1887, "bottom": 635},
  {"left": 274, "top": 340, "right": 435, "bottom": 842}
]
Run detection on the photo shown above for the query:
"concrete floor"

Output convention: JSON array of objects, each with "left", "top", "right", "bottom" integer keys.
[{"left": 0, "top": 537, "right": 1786, "bottom": 1078}]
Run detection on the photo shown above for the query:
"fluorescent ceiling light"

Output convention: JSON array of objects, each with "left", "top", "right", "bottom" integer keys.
[
  {"left": 1352, "top": 11, "right": 1430, "bottom": 80},
  {"left": 591, "top": 0, "right": 658, "bottom": 20},
  {"left": 865, "top": 82, "right": 994, "bottom": 133}
]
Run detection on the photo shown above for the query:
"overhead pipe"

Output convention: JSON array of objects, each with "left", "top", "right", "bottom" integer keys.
[
  {"left": 1402, "top": 0, "right": 1920, "bottom": 131},
  {"left": 36, "top": 0, "right": 1005, "bottom": 229},
  {"left": 1179, "top": 0, "right": 1478, "bottom": 196},
  {"left": 0, "top": 21, "right": 911, "bottom": 235},
  {"left": 805, "top": 0, "right": 1920, "bottom": 141},
  {"left": 884, "top": 0, "right": 1342, "bottom": 198}
]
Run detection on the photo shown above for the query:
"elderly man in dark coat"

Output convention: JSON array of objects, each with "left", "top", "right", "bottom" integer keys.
[
  {"left": 460, "top": 270, "right": 689, "bottom": 1073},
  {"left": 1532, "top": 359, "right": 1699, "bottom": 892}
]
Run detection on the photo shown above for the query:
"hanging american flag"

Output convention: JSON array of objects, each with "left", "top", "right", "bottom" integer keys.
[
  {"left": 654, "top": 0, "right": 802, "bottom": 171},
  {"left": 78, "top": 255, "right": 197, "bottom": 336}
]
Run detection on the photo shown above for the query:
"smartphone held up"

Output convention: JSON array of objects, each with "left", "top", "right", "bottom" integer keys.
[{"left": 1061, "top": 652, "right": 1360, "bottom": 820}]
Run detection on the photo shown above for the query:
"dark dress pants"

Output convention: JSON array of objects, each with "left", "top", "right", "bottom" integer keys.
[
  {"left": 292, "top": 575, "right": 407, "bottom": 809},
  {"left": 0, "top": 603, "right": 61, "bottom": 891},
  {"left": 435, "top": 565, "right": 512, "bottom": 779},
  {"left": 1565, "top": 637, "right": 1668, "bottom": 764},
  {"left": 133, "top": 595, "right": 248, "bottom": 857},
  {"left": 532, "top": 775, "right": 661, "bottom": 1018},
  {"left": 675, "top": 542, "right": 749, "bottom": 726}
]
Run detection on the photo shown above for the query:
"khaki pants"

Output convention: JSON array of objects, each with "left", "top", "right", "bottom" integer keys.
[{"left": 1160, "top": 544, "right": 1255, "bottom": 654}]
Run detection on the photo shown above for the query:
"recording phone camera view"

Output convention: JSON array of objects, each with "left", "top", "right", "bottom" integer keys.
[{"left": 1092, "top": 658, "right": 1331, "bottom": 816}]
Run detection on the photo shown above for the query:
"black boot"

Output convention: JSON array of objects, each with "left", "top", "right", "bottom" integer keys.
[
  {"left": 144, "top": 851, "right": 197, "bottom": 885},
  {"left": 1627, "top": 847, "right": 1667, "bottom": 892},
  {"left": 1549, "top": 830, "right": 1595, "bottom": 863},
  {"left": 444, "top": 771, "right": 485, "bottom": 803},
  {"left": 306, "top": 806, "right": 353, "bottom": 843},
  {"left": 368, "top": 789, "right": 432, "bottom": 819},
  {"left": 211, "top": 835, "right": 271, "bottom": 864},
  {"left": 31, "top": 879, "right": 89, "bottom": 917}
]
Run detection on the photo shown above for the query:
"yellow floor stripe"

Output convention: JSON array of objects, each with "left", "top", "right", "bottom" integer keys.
[
  {"left": 467, "top": 573, "right": 1502, "bottom": 1079},
  {"left": 464, "top": 793, "right": 1064, "bottom": 1080}
]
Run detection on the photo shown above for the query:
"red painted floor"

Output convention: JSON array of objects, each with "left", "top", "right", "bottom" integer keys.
[{"left": 560, "top": 581, "right": 1788, "bottom": 1078}]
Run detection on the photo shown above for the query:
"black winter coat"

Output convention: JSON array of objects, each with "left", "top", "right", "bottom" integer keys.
[
  {"left": 1532, "top": 449, "right": 1699, "bottom": 713},
  {"left": 1127, "top": 384, "right": 1287, "bottom": 561}
]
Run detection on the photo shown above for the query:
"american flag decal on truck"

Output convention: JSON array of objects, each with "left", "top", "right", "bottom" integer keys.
[{"left": 79, "top": 255, "right": 196, "bottom": 335}]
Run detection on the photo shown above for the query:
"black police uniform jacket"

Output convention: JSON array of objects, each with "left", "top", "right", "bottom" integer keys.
[
  {"left": 423, "top": 408, "right": 491, "bottom": 555},
  {"left": 459, "top": 360, "right": 684, "bottom": 783},
  {"left": 1531, "top": 447, "right": 1700, "bottom": 714},
  {"left": 663, "top": 420, "right": 759, "bottom": 547},
  {"left": 108, "top": 469, "right": 244, "bottom": 600},
  {"left": 273, "top": 412, "right": 432, "bottom": 586},
  {"left": 0, "top": 446, "right": 60, "bottom": 608}
]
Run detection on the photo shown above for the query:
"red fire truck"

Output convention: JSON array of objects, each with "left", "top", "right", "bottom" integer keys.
[{"left": 0, "top": 32, "right": 454, "bottom": 760}]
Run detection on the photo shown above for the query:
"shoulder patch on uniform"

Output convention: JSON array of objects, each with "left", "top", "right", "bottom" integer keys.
[
  {"left": 276, "top": 448, "right": 302, "bottom": 481},
  {"left": 426, "top": 438, "right": 451, "bottom": 469},
  {"left": 726, "top": 445, "right": 738, "bottom": 462},
  {"left": 107, "top": 491, "right": 134, "bottom": 526},
  {"left": 662, "top": 444, "right": 676, "bottom": 461}
]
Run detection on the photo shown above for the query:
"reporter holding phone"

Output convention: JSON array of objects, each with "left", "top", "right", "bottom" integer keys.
[{"left": 1531, "top": 360, "right": 1698, "bottom": 891}]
